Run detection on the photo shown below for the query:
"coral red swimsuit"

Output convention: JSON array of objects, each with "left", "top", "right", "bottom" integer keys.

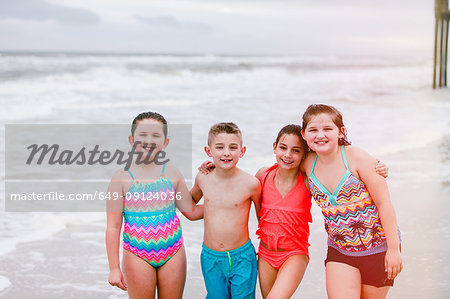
[{"left": 256, "top": 164, "right": 312, "bottom": 269}]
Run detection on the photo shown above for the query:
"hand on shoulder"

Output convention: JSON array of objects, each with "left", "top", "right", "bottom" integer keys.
[{"left": 254, "top": 167, "right": 269, "bottom": 179}]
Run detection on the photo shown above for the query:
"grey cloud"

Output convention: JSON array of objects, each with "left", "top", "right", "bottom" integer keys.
[
  {"left": 0, "top": 0, "right": 100, "bottom": 25},
  {"left": 134, "top": 16, "right": 182, "bottom": 28},
  {"left": 134, "top": 15, "right": 213, "bottom": 33}
]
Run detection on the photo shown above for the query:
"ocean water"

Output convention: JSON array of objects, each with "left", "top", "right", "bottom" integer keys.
[{"left": 0, "top": 52, "right": 449, "bottom": 298}]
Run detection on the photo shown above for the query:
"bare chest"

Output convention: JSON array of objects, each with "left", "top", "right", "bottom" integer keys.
[{"left": 202, "top": 181, "right": 250, "bottom": 209}]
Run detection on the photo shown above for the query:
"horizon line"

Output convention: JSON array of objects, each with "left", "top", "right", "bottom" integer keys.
[{"left": 0, "top": 49, "right": 428, "bottom": 59}]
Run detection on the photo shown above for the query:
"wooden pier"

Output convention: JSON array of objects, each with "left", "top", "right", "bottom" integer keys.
[{"left": 434, "top": 0, "right": 450, "bottom": 88}]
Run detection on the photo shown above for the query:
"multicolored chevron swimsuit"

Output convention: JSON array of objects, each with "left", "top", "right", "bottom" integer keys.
[
  {"left": 309, "top": 146, "right": 387, "bottom": 256},
  {"left": 123, "top": 164, "right": 183, "bottom": 267}
]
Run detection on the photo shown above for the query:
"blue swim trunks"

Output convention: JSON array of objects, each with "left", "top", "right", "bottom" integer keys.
[{"left": 200, "top": 239, "right": 257, "bottom": 299}]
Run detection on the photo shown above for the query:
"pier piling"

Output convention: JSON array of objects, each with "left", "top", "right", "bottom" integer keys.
[{"left": 434, "top": 0, "right": 450, "bottom": 88}]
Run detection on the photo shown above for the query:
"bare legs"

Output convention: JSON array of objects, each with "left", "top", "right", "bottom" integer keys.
[
  {"left": 326, "top": 262, "right": 390, "bottom": 299},
  {"left": 122, "top": 245, "right": 187, "bottom": 299},
  {"left": 258, "top": 254, "right": 309, "bottom": 299},
  {"left": 157, "top": 245, "right": 187, "bottom": 299}
]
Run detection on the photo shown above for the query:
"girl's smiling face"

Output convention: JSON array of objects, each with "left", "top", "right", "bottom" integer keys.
[
  {"left": 302, "top": 113, "right": 345, "bottom": 154},
  {"left": 273, "top": 133, "right": 305, "bottom": 170},
  {"left": 129, "top": 118, "right": 169, "bottom": 159}
]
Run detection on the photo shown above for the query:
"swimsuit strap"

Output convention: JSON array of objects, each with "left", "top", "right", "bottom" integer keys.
[
  {"left": 310, "top": 154, "right": 318, "bottom": 178},
  {"left": 127, "top": 169, "right": 135, "bottom": 180},
  {"left": 340, "top": 145, "right": 349, "bottom": 170},
  {"left": 127, "top": 165, "right": 166, "bottom": 181},
  {"left": 311, "top": 146, "right": 348, "bottom": 176},
  {"left": 309, "top": 147, "right": 351, "bottom": 207},
  {"left": 259, "top": 164, "right": 279, "bottom": 186}
]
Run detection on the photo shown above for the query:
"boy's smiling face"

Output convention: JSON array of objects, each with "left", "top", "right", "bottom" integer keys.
[{"left": 205, "top": 133, "right": 245, "bottom": 170}]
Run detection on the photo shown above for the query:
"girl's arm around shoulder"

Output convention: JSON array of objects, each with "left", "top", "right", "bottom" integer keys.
[
  {"left": 105, "top": 169, "right": 128, "bottom": 291},
  {"left": 165, "top": 164, "right": 204, "bottom": 221},
  {"left": 347, "top": 146, "right": 402, "bottom": 280}
]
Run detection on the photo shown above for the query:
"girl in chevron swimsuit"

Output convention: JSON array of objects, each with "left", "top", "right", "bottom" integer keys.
[
  {"left": 123, "top": 164, "right": 183, "bottom": 268},
  {"left": 301, "top": 104, "right": 402, "bottom": 299},
  {"left": 106, "top": 112, "right": 203, "bottom": 299}
]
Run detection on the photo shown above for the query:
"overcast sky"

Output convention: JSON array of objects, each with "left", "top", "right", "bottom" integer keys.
[{"left": 0, "top": 0, "right": 435, "bottom": 56}]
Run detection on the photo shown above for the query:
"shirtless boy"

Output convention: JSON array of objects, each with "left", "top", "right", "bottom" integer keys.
[{"left": 191, "top": 122, "right": 261, "bottom": 299}]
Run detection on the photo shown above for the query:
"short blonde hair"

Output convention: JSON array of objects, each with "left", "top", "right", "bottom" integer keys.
[{"left": 207, "top": 122, "right": 242, "bottom": 145}]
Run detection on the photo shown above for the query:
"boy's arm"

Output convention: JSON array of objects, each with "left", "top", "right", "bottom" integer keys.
[
  {"left": 250, "top": 177, "right": 262, "bottom": 221},
  {"left": 105, "top": 171, "right": 127, "bottom": 291},
  {"left": 171, "top": 167, "right": 204, "bottom": 221},
  {"left": 353, "top": 147, "right": 402, "bottom": 280}
]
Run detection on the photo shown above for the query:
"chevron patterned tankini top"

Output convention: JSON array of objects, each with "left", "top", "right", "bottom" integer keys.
[
  {"left": 309, "top": 146, "right": 387, "bottom": 256},
  {"left": 123, "top": 165, "right": 183, "bottom": 267}
]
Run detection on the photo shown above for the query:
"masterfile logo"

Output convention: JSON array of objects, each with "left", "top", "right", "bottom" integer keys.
[{"left": 4, "top": 124, "right": 192, "bottom": 212}]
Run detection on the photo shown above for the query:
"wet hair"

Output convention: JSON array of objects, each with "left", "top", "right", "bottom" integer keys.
[
  {"left": 208, "top": 122, "right": 242, "bottom": 145},
  {"left": 301, "top": 104, "right": 351, "bottom": 146},
  {"left": 274, "top": 124, "right": 308, "bottom": 159},
  {"left": 131, "top": 112, "right": 168, "bottom": 137}
]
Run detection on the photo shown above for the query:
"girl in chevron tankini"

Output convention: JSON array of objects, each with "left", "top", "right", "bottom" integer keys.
[
  {"left": 106, "top": 112, "right": 203, "bottom": 299},
  {"left": 301, "top": 104, "right": 402, "bottom": 299}
]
